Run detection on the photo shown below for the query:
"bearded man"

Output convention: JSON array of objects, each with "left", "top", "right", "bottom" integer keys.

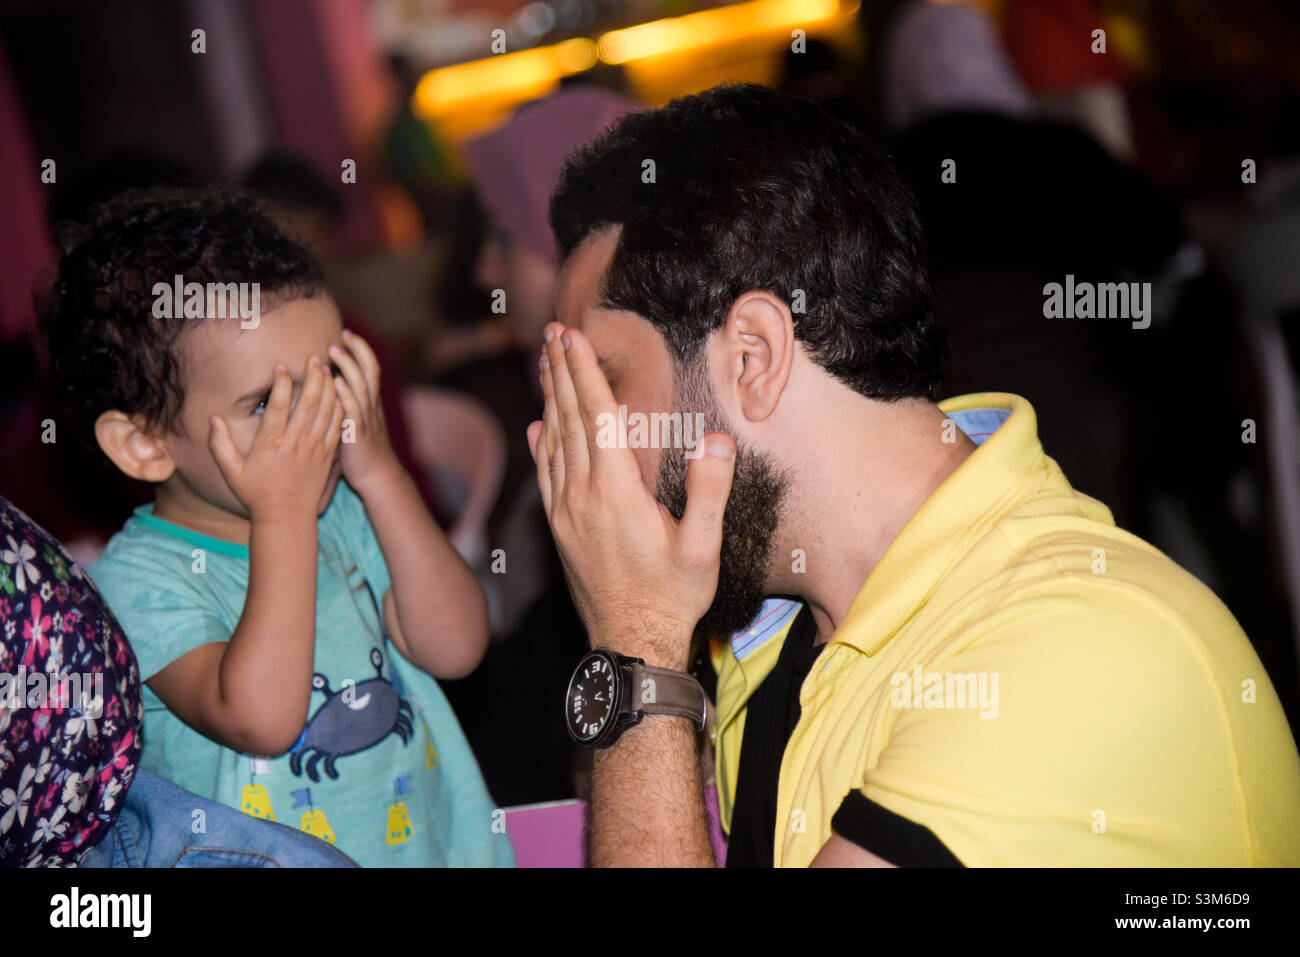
[{"left": 530, "top": 83, "right": 1300, "bottom": 867}]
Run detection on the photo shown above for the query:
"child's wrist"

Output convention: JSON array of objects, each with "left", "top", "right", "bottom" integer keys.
[
  {"left": 248, "top": 500, "right": 320, "bottom": 528},
  {"left": 348, "top": 459, "right": 408, "bottom": 500}
]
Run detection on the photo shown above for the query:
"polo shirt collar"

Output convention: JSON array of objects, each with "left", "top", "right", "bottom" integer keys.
[{"left": 831, "top": 392, "right": 1049, "bottom": 656}]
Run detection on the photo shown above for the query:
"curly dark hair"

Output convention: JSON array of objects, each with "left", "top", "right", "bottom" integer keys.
[
  {"left": 550, "top": 83, "right": 945, "bottom": 400},
  {"left": 40, "top": 185, "right": 325, "bottom": 448}
]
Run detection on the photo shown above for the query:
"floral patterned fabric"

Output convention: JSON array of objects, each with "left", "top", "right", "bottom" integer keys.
[{"left": 0, "top": 497, "right": 143, "bottom": 866}]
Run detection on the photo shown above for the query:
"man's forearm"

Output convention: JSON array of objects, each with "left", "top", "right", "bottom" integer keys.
[{"left": 589, "top": 709, "right": 715, "bottom": 868}]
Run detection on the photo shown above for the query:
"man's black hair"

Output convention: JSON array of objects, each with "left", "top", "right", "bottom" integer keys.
[
  {"left": 40, "top": 184, "right": 325, "bottom": 448},
  {"left": 549, "top": 82, "right": 944, "bottom": 400}
]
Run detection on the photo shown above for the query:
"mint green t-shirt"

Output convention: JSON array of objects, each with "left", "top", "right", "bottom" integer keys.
[{"left": 89, "top": 481, "right": 514, "bottom": 867}]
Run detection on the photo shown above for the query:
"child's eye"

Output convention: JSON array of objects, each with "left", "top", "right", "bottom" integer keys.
[{"left": 252, "top": 392, "right": 270, "bottom": 415}]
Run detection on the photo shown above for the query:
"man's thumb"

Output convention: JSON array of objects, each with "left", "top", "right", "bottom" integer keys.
[{"left": 679, "top": 433, "right": 736, "bottom": 555}]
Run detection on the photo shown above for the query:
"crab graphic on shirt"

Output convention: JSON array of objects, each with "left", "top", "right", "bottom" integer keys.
[{"left": 289, "top": 648, "right": 414, "bottom": 782}]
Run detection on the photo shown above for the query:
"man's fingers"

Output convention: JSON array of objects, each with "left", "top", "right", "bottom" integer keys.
[
  {"left": 559, "top": 327, "right": 617, "bottom": 435},
  {"left": 544, "top": 325, "right": 591, "bottom": 483},
  {"left": 208, "top": 415, "right": 243, "bottom": 483},
  {"left": 678, "top": 432, "right": 737, "bottom": 561},
  {"left": 560, "top": 325, "right": 644, "bottom": 485},
  {"left": 540, "top": 348, "right": 565, "bottom": 494},
  {"left": 527, "top": 420, "right": 553, "bottom": 515}
]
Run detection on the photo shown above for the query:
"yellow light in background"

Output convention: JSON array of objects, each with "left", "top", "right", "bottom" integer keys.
[
  {"left": 414, "top": 40, "right": 597, "bottom": 118},
  {"left": 598, "top": 18, "right": 687, "bottom": 64},
  {"left": 413, "top": 0, "right": 849, "bottom": 137},
  {"left": 598, "top": 0, "right": 840, "bottom": 65},
  {"left": 555, "top": 37, "right": 598, "bottom": 73},
  {"left": 415, "top": 48, "right": 550, "bottom": 115},
  {"left": 1102, "top": 12, "right": 1149, "bottom": 73}
]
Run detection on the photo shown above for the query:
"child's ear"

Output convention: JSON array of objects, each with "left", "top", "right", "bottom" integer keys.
[{"left": 94, "top": 411, "right": 176, "bottom": 483}]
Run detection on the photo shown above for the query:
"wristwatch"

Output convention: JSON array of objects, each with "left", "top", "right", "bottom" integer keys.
[{"left": 564, "top": 647, "right": 708, "bottom": 748}]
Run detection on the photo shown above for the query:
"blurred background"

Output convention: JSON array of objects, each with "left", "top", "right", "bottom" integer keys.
[{"left": 0, "top": 0, "right": 1298, "bottom": 804}]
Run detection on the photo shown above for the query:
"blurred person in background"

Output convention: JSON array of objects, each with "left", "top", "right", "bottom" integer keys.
[
  {"left": 383, "top": 51, "right": 460, "bottom": 231},
  {"left": 464, "top": 85, "right": 640, "bottom": 354},
  {"left": 876, "top": 0, "right": 1190, "bottom": 536},
  {"left": 777, "top": 36, "right": 868, "bottom": 133},
  {"left": 1002, "top": 0, "right": 1136, "bottom": 161},
  {"left": 876, "top": 0, "right": 1300, "bottom": 722}
]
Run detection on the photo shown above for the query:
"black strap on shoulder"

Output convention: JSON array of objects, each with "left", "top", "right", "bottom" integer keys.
[{"left": 830, "top": 790, "right": 965, "bottom": 867}]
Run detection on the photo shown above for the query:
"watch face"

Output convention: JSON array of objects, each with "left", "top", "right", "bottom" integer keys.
[{"left": 566, "top": 651, "right": 618, "bottom": 744}]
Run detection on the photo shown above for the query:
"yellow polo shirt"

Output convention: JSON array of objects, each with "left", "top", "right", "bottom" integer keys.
[{"left": 711, "top": 393, "right": 1300, "bottom": 866}]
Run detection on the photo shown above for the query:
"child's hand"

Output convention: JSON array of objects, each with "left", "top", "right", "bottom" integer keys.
[
  {"left": 209, "top": 357, "right": 343, "bottom": 519},
  {"left": 330, "top": 330, "right": 399, "bottom": 493}
]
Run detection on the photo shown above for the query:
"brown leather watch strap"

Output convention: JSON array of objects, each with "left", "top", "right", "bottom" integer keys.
[{"left": 626, "top": 662, "right": 707, "bottom": 730}]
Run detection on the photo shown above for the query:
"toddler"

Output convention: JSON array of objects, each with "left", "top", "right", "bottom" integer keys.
[{"left": 42, "top": 186, "right": 513, "bottom": 866}]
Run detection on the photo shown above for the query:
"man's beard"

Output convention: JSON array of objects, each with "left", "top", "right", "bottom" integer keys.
[{"left": 654, "top": 356, "right": 789, "bottom": 667}]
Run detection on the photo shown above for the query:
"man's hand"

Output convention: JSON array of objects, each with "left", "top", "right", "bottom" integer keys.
[
  {"left": 526, "top": 322, "right": 736, "bottom": 670},
  {"left": 209, "top": 357, "right": 342, "bottom": 520},
  {"left": 330, "top": 329, "right": 400, "bottom": 494}
]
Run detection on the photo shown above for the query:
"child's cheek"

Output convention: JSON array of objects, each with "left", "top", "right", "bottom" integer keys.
[{"left": 231, "top": 418, "right": 260, "bottom": 458}]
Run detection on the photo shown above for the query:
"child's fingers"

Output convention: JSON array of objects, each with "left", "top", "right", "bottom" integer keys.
[
  {"left": 308, "top": 370, "right": 338, "bottom": 446},
  {"left": 288, "top": 358, "right": 327, "bottom": 437},
  {"left": 261, "top": 364, "right": 293, "bottom": 434},
  {"left": 329, "top": 343, "right": 372, "bottom": 413},
  {"left": 333, "top": 374, "right": 362, "bottom": 436},
  {"left": 341, "top": 330, "right": 382, "bottom": 401},
  {"left": 208, "top": 415, "right": 243, "bottom": 482},
  {"left": 324, "top": 394, "right": 344, "bottom": 456}
]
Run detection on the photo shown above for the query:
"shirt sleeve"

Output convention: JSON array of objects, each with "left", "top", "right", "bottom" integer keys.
[
  {"left": 857, "top": 588, "right": 1245, "bottom": 866},
  {"left": 89, "top": 547, "right": 232, "bottom": 683}
]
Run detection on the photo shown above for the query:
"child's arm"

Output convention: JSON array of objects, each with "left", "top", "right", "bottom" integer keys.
[
  {"left": 330, "top": 330, "right": 490, "bottom": 680},
  {"left": 147, "top": 360, "right": 343, "bottom": 756}
]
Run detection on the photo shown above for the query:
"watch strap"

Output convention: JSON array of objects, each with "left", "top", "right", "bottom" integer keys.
[{"left": 626, "top": 661, "right": 707, "bottom": 730}]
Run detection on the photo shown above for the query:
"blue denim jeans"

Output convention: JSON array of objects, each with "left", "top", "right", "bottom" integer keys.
[{"left": 80, "top": 769, "right": 357, "bottom": 868}]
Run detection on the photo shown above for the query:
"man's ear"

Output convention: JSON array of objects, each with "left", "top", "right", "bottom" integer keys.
[
  {"left": 723, "top": 290, "right": 795, "bottom": 423},
  {"left": 94, "top": 411, "right": 176, "bottom": 483}
]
